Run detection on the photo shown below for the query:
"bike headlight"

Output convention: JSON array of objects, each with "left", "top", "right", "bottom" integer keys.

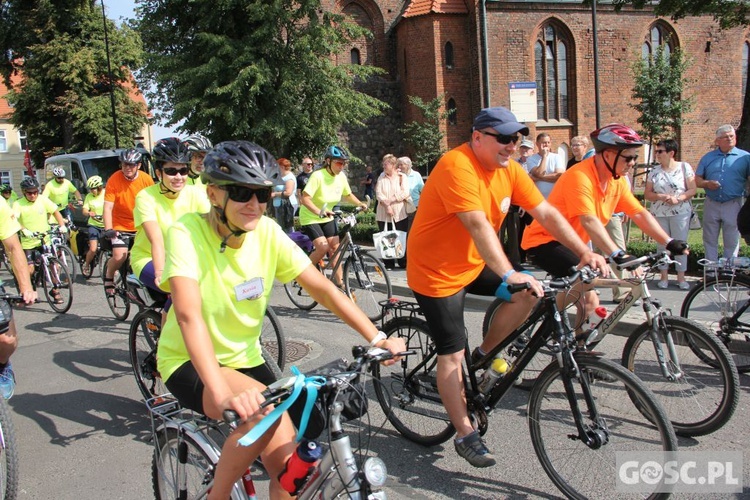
[{"left": 363, "top": 457, "right": 387, "bottom": 487}]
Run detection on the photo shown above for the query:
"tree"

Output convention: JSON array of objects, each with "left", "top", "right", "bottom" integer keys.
[
  {"left": 134, "top": 0, "right": 386, "bottom": 160},
  {"left": 630, "top": 45, "right": 694, "bottom": 162},
  {"left": 615, "top": 0, "right": 750, "bottom": 150},
  {"left": 400, "top": 95, "right": 448, "bottom": 174},
  {"left": 0, "top": 1, "right": 146, "bottom": 166}
]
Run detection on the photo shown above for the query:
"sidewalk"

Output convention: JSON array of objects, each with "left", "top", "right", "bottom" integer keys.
[{"left": 381, "top": 261, "right": 699, "bottom": 338}]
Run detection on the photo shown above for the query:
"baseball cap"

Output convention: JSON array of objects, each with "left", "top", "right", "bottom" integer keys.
[
  {"left": 519, "top": 139, "right": 534, "bottom": 149},
  {"left": 473, "top": 107, "right": 530, "bottom": 136}
]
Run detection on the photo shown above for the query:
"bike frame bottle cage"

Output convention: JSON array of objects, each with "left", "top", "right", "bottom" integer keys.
[{"left": 237, "top": 367, "right": 326, "bottom": 445}]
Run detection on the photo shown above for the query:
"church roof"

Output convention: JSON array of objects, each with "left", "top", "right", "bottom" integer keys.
[{"left": 403, "top": 0, "right": 468, "bottom": 18}]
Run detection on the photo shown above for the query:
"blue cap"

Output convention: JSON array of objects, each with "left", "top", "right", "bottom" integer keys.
[{"left": 473, "top": 107, "right": 530, "bottom": 136}]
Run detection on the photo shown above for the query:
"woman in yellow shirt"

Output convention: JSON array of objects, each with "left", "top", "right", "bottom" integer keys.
[{"left": 157, "top": 141, "right": 404, "bottom": 499}]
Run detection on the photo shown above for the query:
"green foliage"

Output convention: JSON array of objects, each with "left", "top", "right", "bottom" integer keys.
[
  {"left": 615, "top": 0, "right": 749, "bottom": 29},
  {"left": 630, "top": 46, "right": 694, "bottom": 161},
  {"left": 134, "top": 0, "right": 387, "bottom": 159},
  {"left": 0, "top": 0, "right": 146, "bottom": 165},
  {"left": 626, "top": 240, "right": 750, "bottom": 273},
  {"left": 400, "top": 95, "right": 448, "bottom": 173}
]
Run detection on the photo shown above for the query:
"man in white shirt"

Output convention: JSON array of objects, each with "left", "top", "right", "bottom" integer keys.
[{"left": 527, "top": 133, "right": 566, "bottom": 198}]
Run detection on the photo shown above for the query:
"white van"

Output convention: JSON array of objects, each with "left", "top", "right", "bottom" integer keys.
[{"left": 43, "top": 148, "right": 153, "bottom": 226}]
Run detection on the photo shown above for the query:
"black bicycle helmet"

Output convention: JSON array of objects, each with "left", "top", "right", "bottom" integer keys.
[
  {"left": 324, "top": 145, "right": 349, "bottom": 161},
  {"left": 590, "top": 124, "right": 644, "bottom": 153},
  {"left": 202, "top": 141, "right": 280, "bottom": 187},
  {"left": 119, "top": 148, "right": 142, "bottom": 164},
  {"left": 153, "top": 137, "right": 191, "bottom": 168},
  {"left": 0, "top": 184, "right": 11, "bottom": 193},
  {"left": 20, "top": 178, "right": 40, "bottom": 191},
  {"left": 184, "top": 133, "right": 213, "bottom": 153}
]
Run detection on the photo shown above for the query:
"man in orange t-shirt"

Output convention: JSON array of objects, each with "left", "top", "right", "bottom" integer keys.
[
  {"left": 102, "top": 148, "right": 154, "bottom": 295},
  {"left": 407, "top": 107, "right": 607, "bottom": 468},
  {"left": 522, "top": 124, "right": 688, "bottom": 323}
]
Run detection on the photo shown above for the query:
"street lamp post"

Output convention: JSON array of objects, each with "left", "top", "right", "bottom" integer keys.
[{"left": 100, "top": 0, "right": 119, "bottom": 148}]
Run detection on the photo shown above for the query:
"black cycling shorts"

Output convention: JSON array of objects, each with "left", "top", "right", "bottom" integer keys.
[
  {"left": 100, "top": 231, "right": 135, "bottom": 251},
  {"left": 301, "top": 220, "right": 337, "bottom": 241},
  {"left": 165, "top": 360, "right": 278, "bottom": 415},
  {"left": 526, "top": 241, "right": 579, "bottom": 278},
  {"left": 414, "top": 265, "right": 507, "bottom": 356}
]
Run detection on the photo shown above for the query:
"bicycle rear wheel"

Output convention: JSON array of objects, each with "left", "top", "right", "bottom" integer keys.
[
  {"left": 528, "top": 355, "right": 677, "bottom": 500},
  {"left": 0, "top": 398, "right": 19, "bottom": 500},
  {"left": 42, "top": 257, "right": 73, "bottom": 314},
  {"left": 129, "top": 308, "right": 167, "bottom": 401},
  {"left": 622, "top": 316, "right": 739, "bottom": 437},
  {"left": 344, "top": 252, "right": 392, "bottom": 322},
  {"left": 372, "top": 316, "right": 455, "bottom": 446},
  {"left": 152, "top": 428, "right": 216, "bottom": 500},
  {"left": 680, "top": 273, "right": 750, "bottom": 372},
  {"left": 482, "top": 298, "right": 552, "bottom": 390},
  {"left": 261, "top": 306, "right": 286, "bottom": 371},
  {"left": 104, "top": 257, "right": 130, "bottom": 321}
]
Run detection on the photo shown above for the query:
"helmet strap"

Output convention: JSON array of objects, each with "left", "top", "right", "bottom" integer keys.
[
  {"left": 215, "top": 194, "right": 247, "bottom": 252},
  {"left": 158, "top": 179, "right": 178, "bottom": 197},
  {"left": 601, "top": 150, "right": 621, "bottom": 180}
]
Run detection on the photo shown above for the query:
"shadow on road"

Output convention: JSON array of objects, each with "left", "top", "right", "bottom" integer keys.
[
  {"left": 53, "top": 346, "right": 132, "bottom": 383},
  {"left": 9, "top": 389, "right": 150, "bottom": 446}
]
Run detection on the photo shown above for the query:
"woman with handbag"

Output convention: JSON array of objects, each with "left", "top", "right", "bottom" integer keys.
[
  {"left": 644, "top": 138, "right": 697, "bottom": 289},
  {"left": 376, "top": 154, "right": 410, "bottom": 269}
]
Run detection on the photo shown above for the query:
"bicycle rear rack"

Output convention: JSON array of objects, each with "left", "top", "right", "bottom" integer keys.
[{"left": 378, "top": 298, "right": 423, "bottom": 324}]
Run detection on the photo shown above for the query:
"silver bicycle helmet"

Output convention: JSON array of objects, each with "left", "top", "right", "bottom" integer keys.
[{"left": 202, "top": 141, "right": 280, "bottom": 187}]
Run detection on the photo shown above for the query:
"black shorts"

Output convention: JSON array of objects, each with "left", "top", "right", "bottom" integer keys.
[
  {"left": 301, "top": 220, "right": 337, "bottom": 241},
  {"left": 87, "top": 226, "right": 102, "bottom": 241},
  {"left": 414, "top": 265, "right": 507, "bottom": 356},
  {"left": 100, "top": 231, "right": 135, "bottom": 252},
  {"left": 24, "top": 246, "right": 41, "bottom": 265},
  {"left": 526, "top": 241, "right": 579, "bottom": 278},
  {"left": 165, "top": 360, "right": 278, "bottom": 415}
]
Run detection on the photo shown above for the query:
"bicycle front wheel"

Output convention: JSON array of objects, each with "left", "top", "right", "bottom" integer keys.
[
  {"left": 680, "top": 273, "right": 750, "bottom": 372},
  {"left": 528, "top": 355, "right": 677, "bottom": 500},
  {"left": 261, "top": 306, "right": 286, "bottom": 371},
  {"left": 103, "top": 257, "right": 130, "bottom": 321},
  {"left": 344, "top": 252, "right": 392, "bottom": 322},
  {"left": 42, "top": 257, "right": 73, "bottom": 313},
  {"left": 372, "top": 316, "right": 455, "bottom": 446},
  {"left": 129, "top": 308, "right": 167, "bottom": 400},
  {"left": 56, "top": 244, "right": 77, "bottom": 282},
  {"left": 0, "top": 398, "right": 19, "bottom": 500},
  {"left": 152, "top": 428, "right": 217, "bottom": 500},
  {"left": 622, "top": 316, "right": 739, "bottom": 437}
]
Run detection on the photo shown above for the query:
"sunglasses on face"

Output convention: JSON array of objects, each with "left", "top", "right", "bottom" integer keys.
[
  {"left": 221, "top": 185, "right": 272, "bottom": 204},
  {"left": 654, "top": 149, "right": 666, "bottom": 154},
  {"left": 162, "top": 167, "right": 189, "bottom": 176},
  {"left": 479, "top": 130, "right": 520, "bottom": 145},
  {"left": 620, "top": 154, "right": 639, "bottom": 163}
]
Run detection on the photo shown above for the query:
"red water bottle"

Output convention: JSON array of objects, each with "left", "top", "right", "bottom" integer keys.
[{"left": 278, "top": 439, "right": 322, "bottom": 494}]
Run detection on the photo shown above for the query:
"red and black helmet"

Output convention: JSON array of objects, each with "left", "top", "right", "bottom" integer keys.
[{"left": 590, "top": 124, "right": 643, "bottom": 153}]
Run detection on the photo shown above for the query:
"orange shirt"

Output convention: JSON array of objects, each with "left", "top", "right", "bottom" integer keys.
[
  {"left": 407, "top": 143, "right": 544, "bottom": 297},
  {"left": 522, "top": 157, "right": 645, "bottom": 250},
  {"left": 104, "top": 170, "right": 154, "bottom": 232}
]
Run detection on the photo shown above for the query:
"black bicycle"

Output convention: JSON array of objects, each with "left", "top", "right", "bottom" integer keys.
[
  {"left": 0, "top": 290, "right": 21, "bottom": 500},
  {"left": 373, "top": 270, "right": 678, "bottom": 499}
]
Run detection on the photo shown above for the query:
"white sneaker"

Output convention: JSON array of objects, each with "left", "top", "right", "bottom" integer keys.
[
  {"left": 678, "top": 281, "right": 690, "bottom": 290},
  {"left": 656, "top": 280, "right": 669, "bottom": 289}
]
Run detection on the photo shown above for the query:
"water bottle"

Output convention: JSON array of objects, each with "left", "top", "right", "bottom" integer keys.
[
  {"left": 478, "top": 356, "right": 509, "bottom": 394},
  {"left": 583, "top": 306, "right": 608, "bottom": 345},
  {"left": 279, "top": 439, "right": 323, "bottom": 494}
]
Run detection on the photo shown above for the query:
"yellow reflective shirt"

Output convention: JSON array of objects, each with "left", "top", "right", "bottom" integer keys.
[
  {"left": 157, "top": 213, "right": 310, "bottom": 382},
  {"left": 13, "top": 196, "right": 58, "bottom": 249},
  {"left": 299, "top": 168, "right": 352, "bottom": 226},
  {"left": 0, "top": 198, "right": 21, "bottom": 241},
  {"left": 130, "top": 184, "right": 211, "bottom": 278},
  {"left": 83, "top": 190, "right": 106, "bottom": 228},
  {"left": 42, "top": 178, "right": 77, "bottom": 208}
]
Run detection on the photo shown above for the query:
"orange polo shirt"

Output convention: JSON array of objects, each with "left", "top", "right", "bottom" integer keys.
[
  {"left": 104, "top": 170, "right": 154, "bottom": 232},
  {"left": 407, "top": 143, "right": 544, "bottom": 297},
  {"left": 522, "top": 157, "right": 645, "bottom": 250}
]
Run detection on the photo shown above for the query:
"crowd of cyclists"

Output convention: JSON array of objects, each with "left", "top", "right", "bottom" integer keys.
[{"left": 0, "top": 107, "right": 703, "bottom": 497}]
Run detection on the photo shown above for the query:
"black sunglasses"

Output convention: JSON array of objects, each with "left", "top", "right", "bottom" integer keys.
[
  {"left": 479, "top": 130, "right": 520, "bottom": 145},
  {"left": 221, "top": 185, "right": 272, "bottom": 204},
  {"left": 654, "top": 149, "right": 667, "bottom": 154},
  {"left": 163, "top": 167, "right": 189, "bottom": 176},
  {"left": 620, "top": 154, "right": 639, "bottom": 163}
]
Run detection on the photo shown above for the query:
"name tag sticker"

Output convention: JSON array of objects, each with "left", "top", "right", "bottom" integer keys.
[{"left": 234, "top": 277, "right": 264, "bottom": 301}]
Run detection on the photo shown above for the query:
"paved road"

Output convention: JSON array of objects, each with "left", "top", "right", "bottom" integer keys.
[{"left": 4, "top": 265, "right": 750, "bottom": 498}]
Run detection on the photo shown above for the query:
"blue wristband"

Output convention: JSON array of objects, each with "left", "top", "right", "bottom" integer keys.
[
  {"left": 501, "top": 269, "right": 516, "bottom": 282},
  {"left": 610, "top": 249, "right": 624, "bottom": 259}
]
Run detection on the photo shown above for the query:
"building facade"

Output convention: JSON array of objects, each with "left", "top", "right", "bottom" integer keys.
[{"left": 327, "top": 0, "right": 750, "bottom": 168}]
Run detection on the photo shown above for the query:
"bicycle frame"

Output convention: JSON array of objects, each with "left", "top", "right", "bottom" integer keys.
[{"left": 699, "top": 268, "right": 750, "bottom": 335}]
